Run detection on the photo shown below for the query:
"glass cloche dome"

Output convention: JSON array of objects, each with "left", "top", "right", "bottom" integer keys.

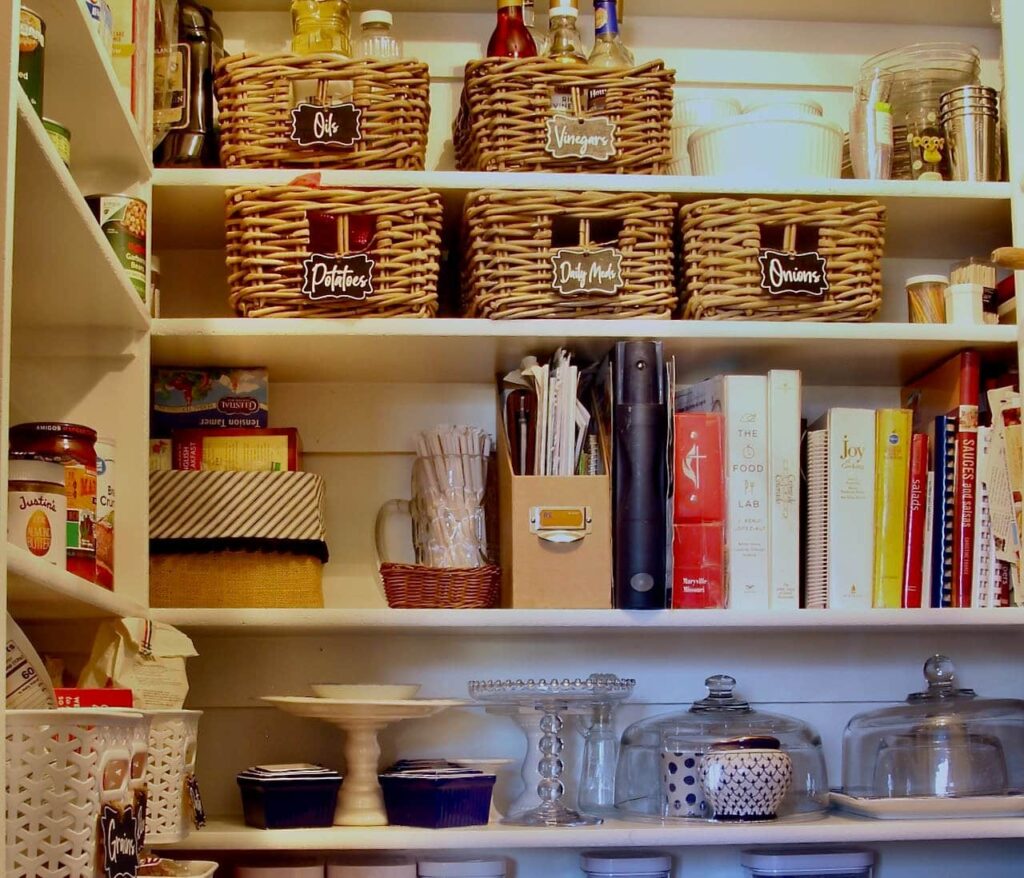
[
  {"left": 614, "top": 674, "right": 829, "bottom": 821},
  {"left": 842, "top": 655, "right": 1024, "bottom": 799}
]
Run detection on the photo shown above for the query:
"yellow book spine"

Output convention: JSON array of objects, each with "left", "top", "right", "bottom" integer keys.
[{"left": 872, "top": 409, "right": 913, "bottom": 607}]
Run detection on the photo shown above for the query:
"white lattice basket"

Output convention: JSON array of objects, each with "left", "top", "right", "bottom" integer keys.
[
  {"left": 6, "top": 709, "right": 147, "bottom": 878},
  {"left": 143, "top": 709, "right": 202, "bottom": 845}
]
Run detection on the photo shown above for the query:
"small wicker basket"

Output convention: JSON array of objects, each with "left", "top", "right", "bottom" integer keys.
[
  {"left": 680, "top": 197, "right": 886, "bottom": 322},
  {"left": 215, "top": 53, "right": 430, "bottom": 169},
  {"left": 462, "top": 188, "right": 677, "bottom": 319},
  {"left": 454, "top": 58, "right": 674, "bottom": 173},
  {"left": 225, "top": 185, "right": 443, "bottom": 318}
]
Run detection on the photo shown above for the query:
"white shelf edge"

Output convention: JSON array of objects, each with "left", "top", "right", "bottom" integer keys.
[
  {"left": 15, "top": 92, "right": 151, "bottom": 331},
  {"left": 7, "top": 545, "right": 149, "bottom": 621},
  {"left": 161, "top": 814, "right": 1024, "bottom": 851},
  {"left": 149, "top": 606, "right": 1024, "bottom": 635}
]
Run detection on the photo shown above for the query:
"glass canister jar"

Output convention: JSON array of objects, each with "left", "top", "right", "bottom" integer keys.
[
  {"left": 615, "top": 674, "right": 829, "bottom": 822},
  {"left": 9, "top": 422, "right": 98, "bottom": 582},
  {"left": 841, "top": 655, "right": 1024, "bottom": 799}
]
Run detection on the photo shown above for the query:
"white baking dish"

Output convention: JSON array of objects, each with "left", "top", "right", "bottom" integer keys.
[
  {"left": 673, "top": 95, "right": 742, "bottom": 127},
  {"left": 688, "top": 115, "right": 842, "bottom": 178},
  {"left": 743, "top": 98, "right": 824, "bottom": 118}
]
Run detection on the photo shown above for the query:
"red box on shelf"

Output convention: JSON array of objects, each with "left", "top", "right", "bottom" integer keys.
[{"left": 54, "top": 688, "right": 134, "bottom": 708}]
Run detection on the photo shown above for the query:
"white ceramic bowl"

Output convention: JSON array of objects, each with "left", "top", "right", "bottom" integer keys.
[
  {"left": 310, "top": 684, "right": 421, "bottom": 700},
  {"left": 742, "top": 98, "right": 824, "bottom": 119},
  {"left": 688, "top": 115, "right": 842, "bottom": 179},
  {"left": 673, "top": 96, "right": 742, "bottom": 127}
]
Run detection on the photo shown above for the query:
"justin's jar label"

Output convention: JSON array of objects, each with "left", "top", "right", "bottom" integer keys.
[
  {"left": 7, "top": 459, "right": 66, "bottom": 565},
  {"left": 86, "top": 195, "right": 148, "bottom": 302},
  {"left": 95, "top": 439, "right": 115, "bottom": 589}
]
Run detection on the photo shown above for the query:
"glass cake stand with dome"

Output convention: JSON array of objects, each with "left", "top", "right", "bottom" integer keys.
[{"left": 468, "top": 674, "right": 635, "bottom": 827}]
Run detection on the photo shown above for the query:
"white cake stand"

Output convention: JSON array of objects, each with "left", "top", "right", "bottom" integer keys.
[{"left": 263, "top": 697, "right": 466, "bottom": 826}]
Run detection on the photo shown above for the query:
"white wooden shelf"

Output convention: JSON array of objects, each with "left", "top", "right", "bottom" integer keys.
[
  {"left": 12, "top": 94, "right": 150, "bottom": 332},
  {"left": 150, "top": 606, "right": 1024, "bottom": 635},
  {"left": 162, "top": 814, "right": 1024, "bottom": 852},
  {"left": 152, "top": 169, "right": 1011, "bottom": 258},
  {"left": 200, "top": 0, "right": 995, "bottom": 27},
  {"left": 7, "top": 545, "right": 149, "bottom": 621},
  {"left": 150, "top": 318, "right": 1015, "bottom": 385},
  {"left": 28, "top": 0, "right": 150, "bottom": 193}
]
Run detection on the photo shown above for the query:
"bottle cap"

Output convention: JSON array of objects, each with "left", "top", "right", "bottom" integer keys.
[
  {"left": 550, "top": 4, "right": 580, "bottom": 16},
  {"left": 360, "top": 9, "right": 393, "bottom": 26}
]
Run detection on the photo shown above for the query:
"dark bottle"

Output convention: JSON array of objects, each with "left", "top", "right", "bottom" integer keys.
[{"left": 487, "top": 0, "right": 537, "bottom": 59}]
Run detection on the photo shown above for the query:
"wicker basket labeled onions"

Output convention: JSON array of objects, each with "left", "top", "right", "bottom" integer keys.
[
  {"left": 455, "top": 58, "right": 674, "bottom": 174},
  {"left": 680, "top": 198, "right": 886, "bottom": 322}
]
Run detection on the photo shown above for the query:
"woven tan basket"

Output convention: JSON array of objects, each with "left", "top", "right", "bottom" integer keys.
[
  {"left": 150, "top": 552, "right": 324, "bottom": 608},
  {"left": 454, "top": 58, "right": 674, "bottom": 173},
  {"left": 214, "top": 53, "right": 430, "bottom": 169},
  {"left": 680, "top": 198, "right": 886, "bottom": 322},
  {"left": 462, "top": 188, "right": 677, "bottom": 319},
  {"left": 379, "top": 562, "right": 501, "bottom": 609},
  {"left": 225, "top": 185, "right": 443, "bottom": 318}
]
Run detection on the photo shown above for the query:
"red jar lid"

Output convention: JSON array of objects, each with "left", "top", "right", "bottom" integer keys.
[{"left": 10, "top": 422, "right": 98, "bottom": 442}]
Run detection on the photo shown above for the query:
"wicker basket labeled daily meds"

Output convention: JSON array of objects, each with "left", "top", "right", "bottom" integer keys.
[
  {"left": 215, "top": 54, "right": 430, "bottom": 169},
  {"left": 225, "top": 185, "right": 443, "bottom": 318},
  {"left": 462, "top": 189, "right": 677, "bottom": 319},
  {"left": 680, "top": 198, "right": 886, "bottom": 321},
  {"left": 455, "top": 58, "right": 674, "bottom": 173}
]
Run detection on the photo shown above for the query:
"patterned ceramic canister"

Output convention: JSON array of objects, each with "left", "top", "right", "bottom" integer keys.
[
  {"left": 660, "top": 747, "right": 708, "bottom": 818},
  {"left": 698, "top": 736, "right": 792, "bottom": 822}
]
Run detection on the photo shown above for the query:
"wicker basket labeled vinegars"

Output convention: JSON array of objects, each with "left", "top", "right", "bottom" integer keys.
[
  {"left": 680, "top": 198, "right": 886, "bottom": 322},
  {"left": 225, "top": 185, "right": 443, "bottom": 318},
  {"left": 215, "top": 54, "right": 430, "bottom": 169},
  {"left": 462, "top": 189, "right": 677, "bottom": 319},
  {"left": 454, "top": 58, "right": 674, "bottom": 173}
]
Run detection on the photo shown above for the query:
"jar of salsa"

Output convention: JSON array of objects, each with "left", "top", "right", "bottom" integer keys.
[{"left": 9, "top": 422, "right": 98, "bottom": 583}]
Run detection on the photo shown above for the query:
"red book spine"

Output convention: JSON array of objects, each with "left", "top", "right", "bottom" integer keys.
[
  {"left": 672, "top": 413, "right": 725, "bottom": 608},
  {"left": 902, "top": 433, "right": 929, "bottom": 608},
  {"left": 951, "top": 352, "right": 981, "bottom": 607}
]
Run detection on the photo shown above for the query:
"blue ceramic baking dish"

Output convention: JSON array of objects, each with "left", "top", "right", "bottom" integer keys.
[{"left": 237, "top": 764, "right": 342, "bottom": 829}]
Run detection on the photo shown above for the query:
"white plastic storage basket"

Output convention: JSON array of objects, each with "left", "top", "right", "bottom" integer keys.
[
  {"left": 6, "top": 709, "right": 147, "bottom": 878},
  {"left": 143, "top": 709, "right": 202, "bottom": 844}
]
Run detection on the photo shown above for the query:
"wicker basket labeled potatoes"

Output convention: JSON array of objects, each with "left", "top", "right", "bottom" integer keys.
[
  {"left": 680, "top": 198, "right": 886, "bottom": 321},
  {"left": 462, "top": 189, "right": 677, "bottom": 319},
  {"left": 215, "top": 53, "right": 430, "bottom": 169},
  {"left": 225, "top": 184, "right": 443, "bottom": 318},
  {"left": 455, "top": 58, "right": 674, "bottom": 173}
]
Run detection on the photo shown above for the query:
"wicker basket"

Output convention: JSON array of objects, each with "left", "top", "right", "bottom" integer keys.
[
  {"left": 680, "top": 198, "right": 886, "bottom": 322},
  {"left": 225, "top": 185, "right": 443, "bottom": 318},
  {"left": 454, "top": 58, "right": 674, "bottom": 173},
  {"left": 380, "top": 562, "right": 501, "bottom": 609},
  {"left": 215, "top": 54, "right": 430, "bottom": 169},
  {"left": 462, "top": 189, "right": 677, "bottom": 319}
]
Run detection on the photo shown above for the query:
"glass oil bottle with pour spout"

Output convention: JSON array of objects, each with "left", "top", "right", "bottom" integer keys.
[{"left": 291, "top": 0, "right": 352, "bottom": 57}]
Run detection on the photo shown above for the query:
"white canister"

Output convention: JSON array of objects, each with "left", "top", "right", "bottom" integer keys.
[
  {"left": 418, "top": 860, "right": 506, "bottom": 878},
  {"left": 581, "top": 850, "right": 672, "bottom": 878},
  {"left": 945, "top": 282, "right": 985, "bottom": 325},
  {"left": 7, "top": 458, "right": 66, "bottom": 565},
  {"left": 328, "top": 858, "right": 416, "bottom": 878},
  {"left": 95, "top": 437, "right": 115, "bottom": 588}
]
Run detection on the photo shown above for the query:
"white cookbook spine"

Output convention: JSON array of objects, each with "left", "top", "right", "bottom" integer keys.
[
  {"left": 826, "top": 408, "right": 876, "bottom": 609},
  {"left": 768, "top": 370, "right": 801, "bottom": 609}
]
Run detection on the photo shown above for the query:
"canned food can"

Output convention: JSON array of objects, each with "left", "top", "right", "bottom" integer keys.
[
  {"left": 42, "top": 118, "right": 71, "bottom": 169},
  {"left": 18, "top": 8, "right": 45, "bottom": 118},
  {"left": 84, "top": 0, "right": 114, "bottom": 56},
  {"left": 7, "top": 458, "right": 66, "bottom": 566},
  {"left": 95, "top": 437, "right": 115, "bottom": 589},
  {"left": 86, "top": 194, "right": 148, "bottom": 302}
]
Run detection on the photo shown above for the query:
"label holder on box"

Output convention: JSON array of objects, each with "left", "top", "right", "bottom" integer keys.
[{"left": 529, "top": 505, "right": 592, "bottom": 543}]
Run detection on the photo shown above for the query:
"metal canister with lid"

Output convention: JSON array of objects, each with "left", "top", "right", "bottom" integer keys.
[
  {"left": 9, "top": 422, "right": 98, "bottom": 582},
  {"left": 7, "top": 458, "right": 66, "bottom": 566},
  {"left": 18, "top": 7, "right": 45, "bottom": 117}
]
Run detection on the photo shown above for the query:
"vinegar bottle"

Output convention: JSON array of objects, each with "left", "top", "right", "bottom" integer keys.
[{"left": 487, "top": 0, "right": 538, "bottom": 59}]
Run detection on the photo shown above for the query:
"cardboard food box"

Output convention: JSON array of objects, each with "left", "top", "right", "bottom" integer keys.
[
  {"left": 172, "top": 427, "right": 301, "bottom": 472},
  {"left": 152, "top": 367, "right": 269, "bottom": 437},
  {"left": 497, "top": 419, "right": 612, "bottom": 609}
]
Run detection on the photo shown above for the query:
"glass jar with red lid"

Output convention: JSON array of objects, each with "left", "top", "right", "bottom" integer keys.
[{"left": 9, "top": 422, "right": 98, "bottom": 583}]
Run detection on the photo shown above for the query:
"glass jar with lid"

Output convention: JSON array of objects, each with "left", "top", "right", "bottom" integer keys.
[
  {"left": 614, "top": 674, "right": 828, "bottom": 822},
  {"left": 841, "top": 655, "right": 1024, "bottom": 799}
]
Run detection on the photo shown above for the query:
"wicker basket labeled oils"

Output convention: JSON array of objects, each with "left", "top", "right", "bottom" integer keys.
[
  {"left": 455, "top": 58, "right": 674, "bottom": 173},
  {"left": 680, "top": 198, "right": 887, "bottom": 322},
  {"left": 462, "top": 189, "right": 677, "bottom": 319},
  {"left": 225, "top": 185, "right": 443, "bottom": 318}
]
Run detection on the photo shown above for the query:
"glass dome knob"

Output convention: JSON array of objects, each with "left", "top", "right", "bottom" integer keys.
[
  {"left": 924, "top": 655, "right": 957, "bottom": 691},
  {"left": 705, "top": 674, "right": 737, "bottom": 697}
]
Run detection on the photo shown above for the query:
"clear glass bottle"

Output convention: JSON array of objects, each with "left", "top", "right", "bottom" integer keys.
[
  {"left": 291, "top": 0, "right": 351, "bottom": 57},
  {"left": 354, "top": 10, "right": 402, "bottom": 61},
  {"left": 545, "top": 5, "right": 586, "bottom": 65},
  {"left": 487, "top": 0, "right": 537, "bottom": 59},
  {"left": 523, "top": 0, "right": 547, "bottom": 55},
  {"left": 577, "top": 701, "right": 621, "bottom": 815},
  {"left": 588, "top": 0, "right": 633, "bottom": 69}
]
